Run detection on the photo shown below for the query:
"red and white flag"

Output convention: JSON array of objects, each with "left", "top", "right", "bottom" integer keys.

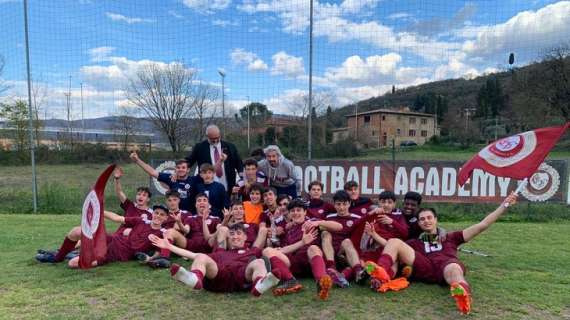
[
  {"left": 458, "top": 123, "right": 569, "bottom": 186},
  {"left": 79, "top": 164, "right": 116, "bottom": 269}
]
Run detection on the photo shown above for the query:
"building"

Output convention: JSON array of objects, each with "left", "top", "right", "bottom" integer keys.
[
  {"left": 334, "top": 107, "right": 438, "bottom": 148},
  {"left": 244, "top": 114, "right": 304, "bottom": 136}
]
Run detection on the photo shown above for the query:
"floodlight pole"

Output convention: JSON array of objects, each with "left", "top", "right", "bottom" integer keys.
[
  {"left": 246, "top": 96, "right": 250, "bottom": 149},
  {"left": 23, "top": 0, "right": 38, "bottom": 213},
  {"left": 307, "top": 0, "right": 314, "bottom": 160},
  {"left": 218, "top": 70, "right": 226, "bottom": 135}
]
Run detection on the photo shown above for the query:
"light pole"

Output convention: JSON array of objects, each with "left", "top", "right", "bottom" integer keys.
[
  {"left": 246, "top": 96, "right": 250, "bottom": 150},
  {"left": 307, "top": 0, "right": 314, "bottom": 160},
  {"left": 23, "top": 0, "right": 37, "bottom": 212},
  {"left": 218, "top": 69, "right": 226, "bottom": 135},
  {"left": 81, "top": 82, "right": 85, "bottom": 143}
]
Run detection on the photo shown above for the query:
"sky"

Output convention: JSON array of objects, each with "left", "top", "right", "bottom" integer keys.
[{"left": 0, "top": 0, "right": 569, "bottom": 120}]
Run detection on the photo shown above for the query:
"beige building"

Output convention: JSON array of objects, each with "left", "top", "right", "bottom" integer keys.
[{"left": 333, "top": 107, "right": 438, "bottom": 148}]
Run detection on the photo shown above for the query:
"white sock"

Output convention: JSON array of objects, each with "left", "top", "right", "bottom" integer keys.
[
  {"left": 254, "top": 272, "right": 280, "bottom": 295},
  {"left": 173, "top": 266, "right": 198, "bottom": 288}
]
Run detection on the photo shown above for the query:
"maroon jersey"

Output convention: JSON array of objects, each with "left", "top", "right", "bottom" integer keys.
[
  {"left": 114, "top": 199, "right": 152, "bottom": 235},
  {"left": 325, "top": 213, "right": 362, "bottom": 251},
  {"left": 372, "top": 210, "right": 408, "bottom": 240},
  {"left": 106, "top": 217, "right": 164, "bottom": 262},
  {"left": 307, "top": 199, "right": 335, "bottom": 219},
  {"left": 184, "top": 215, "right": 220, "bottom": 241},
  {"left": 349, "top": 197, "right": 372, "bottom": 216},
  {"left": 204, "top": 246, "right": 262, "bottom": 292},
  {"left": 282, "top": 217, "right": 320, "bottom": 247},
  {"left": 242, "top": 223, "right": 259, "bottom": 247},
  {"left": 163, "top": 210, "right": 191, "bottom": 229},
  {"left": 404, "top": 214, "right": 422, "bottom": 239}
]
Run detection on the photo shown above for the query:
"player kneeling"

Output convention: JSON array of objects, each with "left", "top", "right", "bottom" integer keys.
[
  {"left": 150, "top": 223, "right": 280, "bottom": 296},
  {"left": 362, "top": 193, "right": 518, "bottom": 314}
]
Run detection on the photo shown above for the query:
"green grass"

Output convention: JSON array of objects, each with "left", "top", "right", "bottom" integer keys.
[{"left": 1, "top": 215, "right": 569, "bottom": 319}]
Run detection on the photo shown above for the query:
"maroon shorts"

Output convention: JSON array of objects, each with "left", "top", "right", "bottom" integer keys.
[
  {"left": 186, "top": 237, "right": 212, "bottom": 253},
  {"left": 99, "top": 234, "right": 132, "bottom": 265},
  {"left": 360, "top": 250, "right": 381, "bottom": 263},
  {"left": 286, "top": 249, "right": 311, "bottom": 277},
  {"left": 204, "top": 264, "right": 249, "bottom": 292},
  {"left": 411, "top": 251, "right": 466, "bottom": 284}
]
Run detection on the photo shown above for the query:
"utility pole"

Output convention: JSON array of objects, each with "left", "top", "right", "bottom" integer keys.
[
  {"left": 64, "top": 75, "right": 72, "bottom": 146},
  {"left": 246, "top": 96, "right": 250, "bottom": 150},
  {"left": 80, "top": 82, "right": 85, "bottom": 143},
  {"left": 218, "top": 69, "right": 226, "bottom": 135},
  {"left": 307, "top": 0, "right": 314, "bottom": 160}
]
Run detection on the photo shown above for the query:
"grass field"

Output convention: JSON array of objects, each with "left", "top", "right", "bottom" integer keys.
[{"left": 1, "top": 215, "right": 569, "bottom": 320}]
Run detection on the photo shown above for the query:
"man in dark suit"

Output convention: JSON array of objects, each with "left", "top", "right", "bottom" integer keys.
[{"left": 186, "top": 125, "right": 243, "bottom": 195}]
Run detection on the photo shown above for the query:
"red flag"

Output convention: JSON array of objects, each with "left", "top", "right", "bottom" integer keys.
[
  {"left": 350, "top": 214, "right": 380, "bottom": 254},
  {"left": 79, "top": 164, "right": 116, "bottom": 269},
  {"left": 458, "top": 123, "right": 569, "bottom": 186}
]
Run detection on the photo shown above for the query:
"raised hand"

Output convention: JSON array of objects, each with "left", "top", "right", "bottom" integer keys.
[
  {"left": 170, "top": 211, "right": 182, "bottom": 223},
  {"left": 129, "top": 151, "right": 139, "bottom": 162},
  {"left": 377, "top": 215, "right": 393, "bottom": 225},
  {"left": 364, "top": 222, "right": 375, "bottom": 235},
  {"left": 302, "top": 228, "right": 318, "bottom": 245},
  {"left": 503, "top": 192, "right": 518, "bottom": 208},
  {"left": 149, "top": 234, "right": 170, "bottom": 249},
  {"left": 113, "top": 167, "right": 123, "bottom": 179}
]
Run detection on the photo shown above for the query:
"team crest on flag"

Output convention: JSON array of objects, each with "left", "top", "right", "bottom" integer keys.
[{"left": 81, "top": 190, "right": 101, "bottom": 239}]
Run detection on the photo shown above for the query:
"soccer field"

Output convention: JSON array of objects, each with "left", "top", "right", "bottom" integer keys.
[{"left": 1, "top": 215, "right": 569, "bottom": 320}]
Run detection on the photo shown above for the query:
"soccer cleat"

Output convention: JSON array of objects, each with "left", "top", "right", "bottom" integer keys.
[
  {"left": 364, "top": 261, "right": 391, "bottom": 283},
  {"left": 64, "top": 250, "right": 80, "bottom": 260},
  {"left": 35, "top": 252, "right": 57, "bottom": 263},
  {"left": 147, "top": 257, "right": 171, "bottom": 269},
  {"left": 450, "top": 282, "right": 472, "bottom": 314},
  {"left": 134, "top": 252, "right": 151, "bottom": 263},
  {"left": 317, "top": 275, "right": 333, "bottom": 300},
  {"left": 326, "top": 268, "right": 350, "bottom": 288},
  {"left": 400, "top": 265, "right": 413, "bottom": 279},
  {"left": 355, "top": 267, "right": 370, "bottom": 285},
  {"left": 272, "top": 278, "right": 303, "bottom": 296}
]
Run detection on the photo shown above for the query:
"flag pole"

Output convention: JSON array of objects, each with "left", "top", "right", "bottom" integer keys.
[{"left": 504, "top": 178, "right": 528, "bottom": 208}]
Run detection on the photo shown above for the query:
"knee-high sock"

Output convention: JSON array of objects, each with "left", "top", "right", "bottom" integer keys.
[
  {"left": 270, "top": 256, "right": 293, "bottom": 280},
  {"left": 160, "top": 239, "right": 173, "bottom": 258},
  {"left": 377, "top": 254, "right": 395, "bottom": 278},
  {"left": 54, "top": 237, "right": 78, "bottom": 262},
  {"left": 310, "top": 256, "right": 327, "bottom": 281}
]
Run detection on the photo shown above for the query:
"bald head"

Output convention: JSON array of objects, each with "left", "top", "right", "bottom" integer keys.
[{"left": 206, "top": 125, "right": 221, "bottom": 145}]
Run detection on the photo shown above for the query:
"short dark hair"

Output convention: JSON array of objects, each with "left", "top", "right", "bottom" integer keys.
[
  {"left": 378, "top": 191, "right": 396, "bottom": 201},
  {"left": 243, "top": 158, "right": 258, "bottom": 168},
  {"left": 418, "top": 208, "right": 437, "bottom": 218},
  {"left": 165, "top": 190, "right": 180, "bottom": 199},
  {"left": 199, "top": 163, "right": 215, "bottom": 173},
  {"left": 250, "top": 148, "right": 265, "bottom": 161},
  {"left": 308, "top": 180, "right": 324, "bottom": 191},
  {"left": 263, "top": 186, "right": 277, "bottom": 196},
  {"left": 136, "top": 187, "right": 152, "bottom": 198},
  {"left": 333, "top": 190, "right": 350, "bottom": 203},
  {"left": 175, "top": 159, "right": 189, "bottom": 166},
  {"left": 195, "top": 192, "right": 209, "bottom": 201},
  {"left": 249, "top": 183, "right": 265, "bottom": 195},
  {"left": 228, "top": 222, "right": 247, "bottom": 233},
  {"left": 404, "top": 191, "right": 422, "bottom": 205},
  {"left": 231, "top": 199, "right": 243, "bottom": 208},
  {"left": 287, "top": 198, "right": 308, "bottom": 211},
  {"left": 344, "top": 181, "right": 358, "bottom": 190},
  {"left": 276, "top": 194, "right": 291, "bottom": 204}
]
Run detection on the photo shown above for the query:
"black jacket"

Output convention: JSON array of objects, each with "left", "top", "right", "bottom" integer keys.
[{"left": 186, "top": 140, "right": 243, "bottom": 193}]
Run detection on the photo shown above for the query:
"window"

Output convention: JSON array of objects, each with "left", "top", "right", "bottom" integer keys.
[
  {"left": 372, "top": 130, "right": 376, "bottom": 136},
  {"left": 396, "top": 128, "right": 401, "bottom": 136},
  {"left": 409, "top": 130, "right": 416, "bottom": 137},
  {"left": 364, "top": 115, "right": 371, "bottom": 123},
  {"left": 409, "top": 117, "right": 416, "bottom": 124},
  {"left": 421, "top": 130, "right": 428, "bottom": 137},
  {"left": 382, "top": 115, "right": 386, "bottom": 121},
  {"left": 421, "top": 118, "right": 427, "bottom": 125}
]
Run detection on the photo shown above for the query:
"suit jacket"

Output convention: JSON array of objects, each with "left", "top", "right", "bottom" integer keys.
[{"left": 186, "top": 140, "right": 243, "bottom": 193}]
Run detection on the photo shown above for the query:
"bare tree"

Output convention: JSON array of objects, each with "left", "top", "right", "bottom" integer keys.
[
  {"left": 31, "top": 78, "right": 48, "bottom": 146},
  {"left": 126, "top": 62, "right": 200, "bottom": 153},
  {"left": 186, "top": 81, "right": 218, "bottom": 144},
  {"left": 0, "top": 55, "right": 8, "bottom": 95},
  {"left": 113, "top": 107, "right": 140, "bottom": 152},
  {"left": 287, "top": 90, "right": 333, "bottom": 120}
]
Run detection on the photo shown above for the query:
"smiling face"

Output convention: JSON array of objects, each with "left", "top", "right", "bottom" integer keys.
[
  {"left": 266, "top": 151, "right": 279, "bottom": 167},
  {"left": 135, "top": 190, "right": 150, "bottom": 207},
  {"left": 418, "top": 210, "right": 438, "bottom": 234},
  {"left": 151, "top": 208, "right": 169, "bottom": 226},
  {"left": 228, "top": 228, "right": 247, "bottom": 249},
  {"left": 289, "top": 206, "right": 306, "bottom": 224},
  {"left": 263, "top": 191, "right": 276, "bottom": 207},
  {"left": 175, "top": 162, "right": 189, "bottom": 178},
  {"left": 334, "top": 200, "right": 350, "bottom": 216},
  {"left": 231, "top": 204, "right": 245, "bottom": 222},
  {"left": 200, "top": 170, "right": 215, "bottom": 184},
  {"left": 403, "top": 198, "right": 420, "bottom": 216},
  {"left": 195, "top": 196, "right": 210, "bottom": 215},
  {"left": 379, "top": 198, "right": 395, "bottom": 213},
  {"left": 346, "top": 186, "right": 359, "bottom": 201},
  {"left": 244, "top": 164, "right": 258, "bottom": 181},
  {"left": 249, "top": 190, "right": 261, "bottom": 204},
  {"left": 166, "top": 196, "right": 180, "bottom": 211}
]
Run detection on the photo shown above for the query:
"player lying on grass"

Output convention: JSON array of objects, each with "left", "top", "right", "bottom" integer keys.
[
  {"left": 150, "top": 223, "right": 281, "bottom": 296},
  {"left": 319, "top": 190, "right": 365, "bottom": 288},
  {"left": 36, "top": 205, "right": 169, "bottom": 268},
  {"left": 149, "top": 193, "right": 221, "bottom": 268},
  {"left": 363, "top": 192, "right": 518, "bottom": 314},
  {"left": 261, "top": 198, "right": 343, "bottom": 300}
]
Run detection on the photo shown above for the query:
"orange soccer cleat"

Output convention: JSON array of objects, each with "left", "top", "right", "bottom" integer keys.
[
  {"left": 364, "top": 261, "right": 391, "bottom": 283},
  {"left": 317, "top": 275, "right": 333, "bottom": 300},
  {"left": 450, "top": 282, "right": 472, "bottom": 314},
  {"left": 400, "top": 265, "right": 413, "bottom": 279}
]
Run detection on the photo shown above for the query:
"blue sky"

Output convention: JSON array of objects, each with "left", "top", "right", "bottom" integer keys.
[{"left": 0, "top": 0, "right": 569, "bottom": 119}]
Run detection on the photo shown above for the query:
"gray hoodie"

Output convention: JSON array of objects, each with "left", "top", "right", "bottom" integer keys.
[{"left": 258, "top": 145, "right": 301, "bottom": 193}]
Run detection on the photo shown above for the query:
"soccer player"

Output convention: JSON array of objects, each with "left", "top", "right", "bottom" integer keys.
[
  {"left": 321, "top": 190, "right": 365, "bottom": 288},
  {"left": 363, "top": 193, "right": 518, "bottom": 314},
  {"left": 150, "top": 223, "right": 281, "bottom": 296},
  {"left": 232, "top": 158, "right": 268, "bottom": 201},
  {"left": 402, "top": 191, "right": 423, "bottom": 239},
  {"left": 344, "top": 181, "right": 373, "bottom": 216},
  {"left": 153, "top": 193, "right": 221, "bottom": 267},
  {"left": 262, "top": 198, "right": 343, "bottom": 300},
  {"left": 264, "top": 194, "right": 289, "bottom": 247},
  {"left": 36, "top": 205, "right": 169, "bottom": 268},
  {"left": 196, "top": 163, "right": 230, "bottom": 219},
  {"left": 306, "top": 181, "right": 335, "bottom": 219},
  {"left": 243, "top": 183, "right": 265, "bottom": 225},
  {"left": 130, "top": 152, "right": 201, "bottom": 212},
  {"left": 214, "top": 200, "right": 268, "bottom": 249},
  {"left": 111, "top": 166, "right": 153, "bottom": 237}
]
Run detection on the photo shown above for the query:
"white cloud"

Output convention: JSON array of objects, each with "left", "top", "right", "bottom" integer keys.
[
  {"left": 168, "top": 10, "right": 184, "bottom": 19},
  {"left": 324, "top": 53, "right": 402, "bottom": 84},
  {"left": 212, "top": 19, "right": 240, "bottom": 27},
  {"left": 388, "top": 12, "right": 412, "bottom": 20},
  {"left": 88, "top": 46, "right": 115, "bottom": 62},
  {"left": 461, "top": 1, "right": 570, "bottom": 58},
  {"left": 105, "top": 12, "right": 154, "bottom": 24},
  {"left": 230, "top": 48, "right": 268, "bottom": 71},
  {"left": 182, "top": 0, "right": 231, "bottom": 14},
  {"left": 271, "top": 51, "right": 305, "bottom": 78}
]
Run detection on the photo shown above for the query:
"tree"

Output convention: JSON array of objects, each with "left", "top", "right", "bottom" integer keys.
[
  {"left": 237, "top": 102, "right": 272, "bottom": 131},
  {"left": 0, "top": 55, "right": 9, "bottom": 95},
  {"left": 126, "top": 62, "right": 209, "bottom": 152},
  {"left": 31, "top": 79, "right": 47, "bottom": 146},
  {"left": 0, "top": 100, "right": 29, "bottom": 151},
  {"left": 187, "top": 81, "right": 219, "bottom": 143},
  {"left": 475, "top": 77, "right": 505, "bottom": 119},
  {"left": 113, "top": 107, "right": 140, "bottom": 152}
]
